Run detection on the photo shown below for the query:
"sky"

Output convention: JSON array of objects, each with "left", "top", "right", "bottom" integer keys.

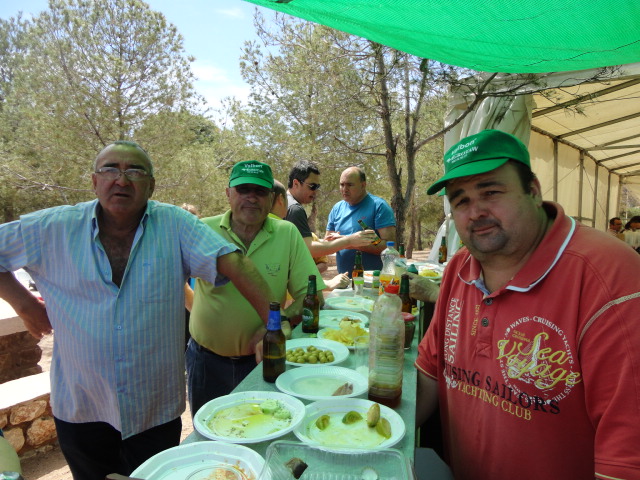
[{"left": 0, "top": 0, "right": 273, "bottom": 111}]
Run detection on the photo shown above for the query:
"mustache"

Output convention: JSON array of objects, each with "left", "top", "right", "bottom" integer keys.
[{"left": 469, "top": 219, "right": 500, "bottom": 231}]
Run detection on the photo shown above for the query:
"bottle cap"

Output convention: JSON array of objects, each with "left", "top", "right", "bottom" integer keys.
[
  {"left": 386, "top": 241, "right": 395, "bottom": 247},
  {"left": 384, "top": 284, "right": 400, "bottom": 294},
  {"left": 373, "top": 270, "right": 380, "bottom": 275},
  {"left": 407, "top": 264, "right": 418, "bottom": 274},
  {"left": 401, "top": 312, "right": 416, "bottom": 322}
]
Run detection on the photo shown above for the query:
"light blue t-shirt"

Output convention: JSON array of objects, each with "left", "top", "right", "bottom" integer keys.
[
  {"left": 327, "top": 193, "right": 396, "bottom": 273},
  {"left": 0, "top": 200, "right": 237, "bottom": 438}
]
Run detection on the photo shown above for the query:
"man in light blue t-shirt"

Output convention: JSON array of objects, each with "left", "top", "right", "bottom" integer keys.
[{"left": 326, "top": 166, "right": 396, "bottom": 274}]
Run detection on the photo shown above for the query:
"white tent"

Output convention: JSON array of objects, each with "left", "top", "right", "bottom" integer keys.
[
  {"left": 445, "top": 63, "right": 640, "bottom": 229},
  {"left": 429, "top": 64, "right": 640, "bottom": 261}
]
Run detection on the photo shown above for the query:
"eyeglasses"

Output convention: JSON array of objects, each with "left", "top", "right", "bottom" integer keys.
[
  {"left": 95, "top": 167, "right": 151, "bottom": 181},
  {"left": 234, "top": 185, "right": 272, "bottom": 197},
  {"left": 303, "top": 182, "right": 321, "bottom": 191}
]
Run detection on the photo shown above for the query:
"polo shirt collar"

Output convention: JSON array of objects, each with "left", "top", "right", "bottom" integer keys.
[{"left": 458, "top": 202, "right": 576, "bottom": 294}]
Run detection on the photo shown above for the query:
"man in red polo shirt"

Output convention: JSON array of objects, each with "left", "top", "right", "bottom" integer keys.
[{"left": 415, "top": 130, "right": 640, "bottom": 480}]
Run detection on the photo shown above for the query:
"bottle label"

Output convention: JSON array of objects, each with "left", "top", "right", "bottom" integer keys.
[
  {"left": 353, "top": 277, "right": 364, "bottom": 286},
  {"left": 301, "top": 308, "right": 314, "bottom": 328}
]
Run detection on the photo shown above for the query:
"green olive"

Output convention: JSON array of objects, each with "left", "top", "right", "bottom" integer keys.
[{"left": 342, "top": 411, "right": 363, "bottom": 424}]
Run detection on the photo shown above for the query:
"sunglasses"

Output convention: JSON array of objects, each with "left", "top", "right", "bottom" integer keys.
[
  {"left": 234, "top": 185, "right": 272, "bottom": 197},
  {"left": 303, "top": 182, "right": 321, "bottom": 191}
]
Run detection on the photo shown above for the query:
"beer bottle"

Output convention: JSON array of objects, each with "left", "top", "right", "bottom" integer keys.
[
  {"left": 301, "top": 275, "right": 320, "bottom": 334},
  {"left": 357, "top": 219, "right": 382, "bottom": 246},
  {"left": 398, "top": 243, "right": 406, "bottom": 258},
  {"left": 263, "top": 301, "right": 286, "bottom": 382},
  {"left": 399, "top": 274, "right": 412, "bottom": 314},
  {"left": 406, "top": 264, "right": 419, "bottom": 314},
  {"left": 438, "top": 236, "right": 448, "bottom": 264},
  {"left": 352, "top": 250, "right": 364, "bottom": 295}
]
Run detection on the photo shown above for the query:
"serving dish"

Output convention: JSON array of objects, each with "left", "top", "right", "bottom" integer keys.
[
  {"left": 293, "top": 398, "right": 405, "bottom": 453},
  {"left": 258, "top": 440, "right": 410, "bottom": 480},
  {"left": 285, "top": 338, "right": 349, "bottom": 367},
  {"left": 324, "top": 296, "right": 375, "bottom": 313},
  {"left": 130, "top": 441, "right": 265, "bottom": 480},
  {"left": 318, "top": 326, "right": 369, "bottom": 349},
  {"left": 275, "top": 366, "right": 367, "bottom": 401},
  {"left": 318, "top": 309, "right": 369, "bottom": 328},
  {"left": 194, "top": 391, "right": 305, "bottom": 444}
]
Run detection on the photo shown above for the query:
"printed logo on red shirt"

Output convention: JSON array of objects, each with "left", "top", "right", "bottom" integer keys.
[{"left": 498, "top": 315, "right": 582, "bottom": 403}]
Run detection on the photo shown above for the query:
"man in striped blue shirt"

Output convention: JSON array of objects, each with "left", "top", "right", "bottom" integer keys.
[{"left": 0, "top": 141, "right": 271, "bottom": 480}]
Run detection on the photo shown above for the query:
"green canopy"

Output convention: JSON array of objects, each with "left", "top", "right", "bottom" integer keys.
[{"left": 243, "top": 0, "right": 640, "bottom": 73}]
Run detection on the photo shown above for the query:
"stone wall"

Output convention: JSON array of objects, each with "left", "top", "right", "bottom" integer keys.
[
  {"left": 0, "top": 373, "right": 56, "bottom": 458},
  {"left": 0, "top": 331, "right": 42, "bottom": 383},
  {"left": 1, "top": 300, "right": 56, "bottom": 458}
]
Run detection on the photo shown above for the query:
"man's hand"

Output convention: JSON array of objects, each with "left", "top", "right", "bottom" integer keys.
[
  {"left": 0, "top": 272, "right": 52, "bottom": 339},
  {"left": 346, "top": 230, "right": 379, "bottom": 248},
  {"left": 407, "top": 272, "right": 440, "bottom": 303},
  {"left": 16, "top": 296, "right": 51, "bottom": 339},
  {"left": 248, "top": 326, "right": 267, "bottom": 363},
  {"left": 325, "top": 273, "right": 350, "bottom": 290}
]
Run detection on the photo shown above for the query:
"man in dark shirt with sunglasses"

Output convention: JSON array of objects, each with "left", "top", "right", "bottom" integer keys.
[{"left": 285, "top": 160, "right": 377, "bottom": 263}]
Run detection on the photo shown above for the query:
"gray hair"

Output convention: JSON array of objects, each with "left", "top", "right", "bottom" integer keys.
[{"left": 93, "top": 141, "right": 154, "bottom": 177}]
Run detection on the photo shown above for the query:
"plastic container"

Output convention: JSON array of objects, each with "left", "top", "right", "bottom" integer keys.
[
  {"left": 368, "top": 284, "right": 404, "bottom": 408},
  {"left": 378, "top": 242, "right": 399, "bottom": 295},
  {"left": 402, "top": 312, "right": 416, "bottom": 349},
  {"left": 371, "top": 270, "right": 381, "bottom": 290},
  {"left": 259, "top": 440, "right": 410, "bottom": 480}
]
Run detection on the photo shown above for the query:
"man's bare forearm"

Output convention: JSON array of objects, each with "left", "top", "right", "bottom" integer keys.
[
  {"left": 0, "top": 272, "right": 51, "bottom": 338},
  {"left": 416, "top": 372, "right": 439, "bottom": 427}
]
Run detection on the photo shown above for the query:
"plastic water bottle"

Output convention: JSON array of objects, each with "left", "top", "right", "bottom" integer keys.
[
  {"left": 368, "top": 283, "right": 404, "bottom": 408},
  {"left": 378, "top": 241, "right": 400, "bottom": 295}
]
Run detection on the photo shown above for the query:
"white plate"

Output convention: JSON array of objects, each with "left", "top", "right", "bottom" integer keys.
[
  {"left": 293, "top": 398, "right": 406, "bottom": 453},
  {"left": 318, "top": 327, "right": 369, "bottom": 350},
  {"left": 275, "top": 366, "right": 368, "bottom": 401},
  {"left": 194, "top": 391, "right": 305, "bottom": 444},
  {"left": 130, "top": 441, "right": 265, "bottom": 480},
  {"left": 319, "top": 309, "right": 369, "bottom": 328},
  {"left": 324, "top": 296, "right": 375, "bottom": 312},
  {"left": 417, "top": 265, "right": 444, "bottom": 282},
  {"left": 285, "top": 338, "right": 349, "bottom": 367}
]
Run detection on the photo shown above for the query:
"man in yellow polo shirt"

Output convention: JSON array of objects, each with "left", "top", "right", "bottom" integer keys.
[{"left": 186, "top": 160, "right": 325, "bottom": 415}]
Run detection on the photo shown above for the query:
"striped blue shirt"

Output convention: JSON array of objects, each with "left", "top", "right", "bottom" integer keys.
[{"left": 0, "top": 200, "right": 237, "bottom": 438}]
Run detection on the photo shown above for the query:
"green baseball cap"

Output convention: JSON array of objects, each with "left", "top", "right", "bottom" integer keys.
[
  {"left": 229, "top": 160, "right": 274, "bottom": 189},
  {"left": 427, "top": 129, "right": 530, "bottom": 195}
]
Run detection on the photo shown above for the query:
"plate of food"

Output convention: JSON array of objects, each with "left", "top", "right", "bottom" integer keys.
[
  {"left": 275, "top": 366, "right": 368, "bottom": 401},
  {"left": 319, "top": 309, "right": 369, "bottom": 329},
  {"left": 130, "top": 441, "right": 265, "bottom": 480},
  {"left": 194, "top": 391, "right": 305, "bottom": 444},
  {"left": 324, "top": 296, "right": 375, "bottom": 313},
  {"left": 318, "top": 322, "right": 369, "bottom": 349},
  {"left": 285, "top": 338, "right": 349, "bottom": 367},
  {"left": 293, "top": 398, "right": 406, "bottom": 452},
  {"left": 417, "top": 264, "right": 444, "bottom": 282}
]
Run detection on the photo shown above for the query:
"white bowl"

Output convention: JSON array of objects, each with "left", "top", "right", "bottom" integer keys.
[
  {"left": 275, "top": 366, "right": 368, "bottom": 401},
  {"left": 131, "top": 440, "right": 265, "bottom": 480},
  {"left": 194, "top": 391, "right": 305, "bottom": 444}
]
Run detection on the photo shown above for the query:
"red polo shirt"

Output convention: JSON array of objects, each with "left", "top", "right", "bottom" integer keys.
[{"left": 416, "top": 202, "right": 640, "bottom": 480}]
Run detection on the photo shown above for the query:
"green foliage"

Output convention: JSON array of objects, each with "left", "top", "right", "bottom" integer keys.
[
  {"left": 0, "top": 0, "right": 206, "bottom": 221},
  {"left": 236, "top": 12, "right": 451, "bottom": 244}
]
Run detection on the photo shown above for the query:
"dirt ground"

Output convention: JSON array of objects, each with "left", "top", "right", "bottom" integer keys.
[{"left": 19, "top": 250, "right": 430, "bottom": 479}]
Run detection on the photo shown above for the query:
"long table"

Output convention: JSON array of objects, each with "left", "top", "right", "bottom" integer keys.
[{"left": 183, "top": 297, "right": 453, "bottom": 479}]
